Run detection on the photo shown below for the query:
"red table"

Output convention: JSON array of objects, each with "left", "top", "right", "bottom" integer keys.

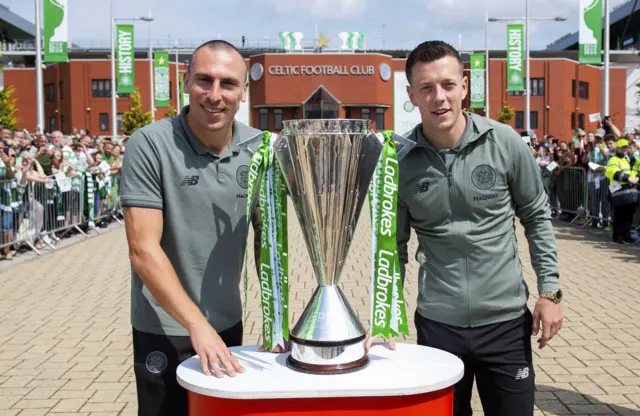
[{"left": 176, "top": 343, "right": 464, "bottom": 416}]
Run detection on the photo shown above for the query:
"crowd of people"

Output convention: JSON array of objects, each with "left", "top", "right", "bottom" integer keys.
[
  {"left": 531, "top": 117, "right": 640, "bottom": 243},
  {"left": 0, "top": 126, "right": 126, "bottom": 260}
]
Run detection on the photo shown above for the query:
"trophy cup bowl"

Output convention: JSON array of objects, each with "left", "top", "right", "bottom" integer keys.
[{"left": 273, "top": 119, "right": 384, "bottom": 375}]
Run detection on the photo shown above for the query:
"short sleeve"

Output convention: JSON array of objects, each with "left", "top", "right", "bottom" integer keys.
[{"left": 120, "top": 130, "right": 163, "bottom": 210}]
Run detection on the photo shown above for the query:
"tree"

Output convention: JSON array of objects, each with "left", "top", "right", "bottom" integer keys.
[
  {"left": 122, "top": 87, "right": 152, "bottom": 135},
  {"left": 165, "top": 107, "right": 177, "bottom": 118},
  {"left": 496, "top": 101, "right": 515, "bottom": 124},
  {"left": 0, "top": 85, "right": 19, "bottom": 130}
]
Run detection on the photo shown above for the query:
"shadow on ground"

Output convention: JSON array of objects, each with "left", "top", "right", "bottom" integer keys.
[
  {"left": 552, "top": 220, "right": 640, "bottom": 264},
  {"left": 537, "top": 384, "right": 640, "bottom": 415}
]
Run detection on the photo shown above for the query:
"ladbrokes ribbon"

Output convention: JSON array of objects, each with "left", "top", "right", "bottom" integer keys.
[
  {"left": 243, "top": 132, "right": 289, "bottom": 351},
  {"left": 369, "top": 130, "right": 409, "bottom": 340}
]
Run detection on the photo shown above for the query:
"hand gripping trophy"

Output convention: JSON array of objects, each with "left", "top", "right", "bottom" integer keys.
[{"left": 239, "top": 119, "right": 415, "bottom": 375}]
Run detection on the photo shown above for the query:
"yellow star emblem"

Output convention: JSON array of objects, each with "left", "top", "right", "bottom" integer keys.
[{"left": 317, "top": 34, "right": 330, "bottom": 48}]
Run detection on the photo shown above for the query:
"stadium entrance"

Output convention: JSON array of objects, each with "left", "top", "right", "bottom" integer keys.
[{"left": 302, "top": 86, "right": 340, "bottom": 119}]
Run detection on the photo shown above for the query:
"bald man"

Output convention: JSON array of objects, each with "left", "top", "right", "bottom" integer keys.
[{"left": 120, "top": 40, "right": 263, "bottom": 416}]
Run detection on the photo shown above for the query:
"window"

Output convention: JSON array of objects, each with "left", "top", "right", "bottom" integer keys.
[
  {"left": 508, "top": 90, "right": 524, "bottom": 96},
  {"left": 117, "top": 113, "right": 123, "bottom": 132},
  {"left": 530, "top": 78, "right": 544, "bottom": 96},
  {"left": 530, "top": 111, "right": 538, "bottom": 129},
  {"left": 571, "top": 112, "right": 576, "bottom": 130},
  {"left": 48, "top": 116, "right": 56, "bottom": 132},
  {"left": 259, "top": 109, "right": 268, "bottom": 130},
  {"left": 375, "top": 108, "right": 385, "bottom": 130},
  {"left": 578, "top": 81, "right": 589, "bottom": 99},
  {"left": 344, "top": 107, "right": 351, "bottom": 119},
  {"left": 99, "top": 113, "right": 109, "bottom": 132},
  {"left": 45, "top": 84, "right": 56, "bottom": 102},
  {"left": 571, "top": 80, "right": 576, "bottom": 98},
  {"left": 59, "top": 82, "right": 64, "bottom": 101},
  {"left": 292, "top": 108, "right": 299, "bottom": 119},
  {"left": 60, "top": 115, "right": 65, "bottom": 133},
  {"left": 515, "top": 111, "right": 524, "bottom": 129},
  {"left": 578, "top": 113, "right": 585, "bottom": 130},
  {"left": 361, "top": 108, "right": 370, "bottom": 120},
  {"left": 274, "top": 109, "right": 283, "bottom": 130},
  {"left": 92, "top": 80, "right": 111, "bottom": 98}
]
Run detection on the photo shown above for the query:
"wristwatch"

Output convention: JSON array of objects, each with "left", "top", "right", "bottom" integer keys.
[{"left": 540, "top": 289, "right": 563, "bottom": 304}]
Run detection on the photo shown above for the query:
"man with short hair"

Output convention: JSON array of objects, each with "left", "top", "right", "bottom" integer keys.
[
  {"left": 121, "top": 40, "right": 263, "bottom": 416},
  {"left": 395, "top": 41, "right": 562, "bottom": 416}
]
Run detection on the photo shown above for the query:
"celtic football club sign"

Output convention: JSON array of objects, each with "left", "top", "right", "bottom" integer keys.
[
  {"left": 154, "top": 51, "right": 170, "bottom": 108},
  {"left": 470, "top": 53, "right": 485, "bottom": 109}
]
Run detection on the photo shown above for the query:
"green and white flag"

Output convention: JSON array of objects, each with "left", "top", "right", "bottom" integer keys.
[
  {"left": 506, "top": 24, "right": 524, "bottom": 92},
  {"left": 579, "top": 0, "right": 602, "bottom": 64},
  {"left": 470, "top": 53, "right": 485, "bottom": 109},
  {"left": 338, "top": 32, "right": 365, "bottom": 50},
  {"left": 180, "top": 73, "right": 190, "bottom": 109},
  {"left": 154, "top": 51, "right": 170, "bottom": 108},
  {"left": 116, "top": 24, "right": 135, "bottom": 94},
  {"left": 43, "top": 0, "right": 69, "bottom": 63},
  {"left": 278, "top": 32, "right": 304, "bottom": 51}
]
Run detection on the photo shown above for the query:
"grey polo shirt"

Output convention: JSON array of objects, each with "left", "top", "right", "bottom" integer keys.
[{"left": 120, "top": 105, "right": 262, "bottom": 336}]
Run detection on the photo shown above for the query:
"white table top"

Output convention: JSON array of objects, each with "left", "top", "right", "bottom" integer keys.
[{"left": 176, "top": 343, "right": 464, "bottom": 400}]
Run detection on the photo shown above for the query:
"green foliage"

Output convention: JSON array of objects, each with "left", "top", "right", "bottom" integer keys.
[
  {"left": 0, "top": 85, "right": 19, "bottom": 130},
  {"left": 122, "top": 87, "right": 152, "bottom": 135},
  {"left": 496, "top": 101, "right": 515, "bottom": 124},
  {"left": 165, "top": 107, "right": 178, "bottom": 118}
]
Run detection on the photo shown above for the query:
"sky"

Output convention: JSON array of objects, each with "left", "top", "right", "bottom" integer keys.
[{"left": 2, "top": 0, "right": 633, "bottom": 52}]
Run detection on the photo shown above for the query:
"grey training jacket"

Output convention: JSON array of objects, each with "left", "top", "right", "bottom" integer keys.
[{"left": 397, "top": 112, "right": 559, "bottom": 328}]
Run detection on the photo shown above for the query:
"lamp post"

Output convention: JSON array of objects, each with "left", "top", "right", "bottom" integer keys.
[
  {"left": 487, "top": 4, "right": 566, "bottom": 135},
  {"left": 35, "top": 0, "right": 44, "bottom": 132},
  {"left": 603, "top": 0, "right": 610, "bottom": 117},
  {"left": 110, "top": 0, "right": 154, "bottom": 138}
]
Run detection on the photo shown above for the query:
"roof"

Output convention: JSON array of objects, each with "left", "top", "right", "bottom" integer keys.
[
  {"left": 546, "top": 0, "right": 639, "bottom": 50},
  {"left": 0, "top": 3, "right": 36, "bottom": 40}
]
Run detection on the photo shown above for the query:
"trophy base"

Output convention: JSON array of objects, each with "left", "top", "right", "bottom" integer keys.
[
  {"left": 286, "top": 334, "right": 369, "bottom": 375},
  {"left": 286, "top": 354, "right": 369, "bottom": 375}
]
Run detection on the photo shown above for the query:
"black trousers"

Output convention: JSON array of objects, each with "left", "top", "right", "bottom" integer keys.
[
  {"left": 415, "top": 310, "right": 535, "bottom": 416},
  {"left": 132, "top": 322, "right": 243, "bottom": 416},
  {"left": 612, "top": 203, "right": 636, "bottom": 241}
]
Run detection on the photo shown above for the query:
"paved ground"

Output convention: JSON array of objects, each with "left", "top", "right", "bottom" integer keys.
[{"left": 0, "top": 205, "right": 640, "bottom": 415}]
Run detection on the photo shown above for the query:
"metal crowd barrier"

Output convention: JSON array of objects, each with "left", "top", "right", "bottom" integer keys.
[
  {"left": 546, "top": 166, "right": 640, "bottom": 240},
  {"left": 0, "top": 173, "right": 122, "bottom": 257}
]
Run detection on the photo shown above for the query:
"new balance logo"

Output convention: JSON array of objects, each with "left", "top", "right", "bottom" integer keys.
[
  {"left": 515, "top": 367, "right": 530, "bottom": 380},
  {"left": 180, "top": 176, "right": 200, "bottom": 186},
  {"left": 413, "top": 181, "right": 429, "bottom": 195}
]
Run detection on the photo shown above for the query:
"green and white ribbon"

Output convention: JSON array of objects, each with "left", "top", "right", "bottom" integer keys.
[
  {"left": 243, "top": 132, "right": 289, "bottom": 351},
  {"left": 368, "top": 130, "right": 409, "bottom": 340}
]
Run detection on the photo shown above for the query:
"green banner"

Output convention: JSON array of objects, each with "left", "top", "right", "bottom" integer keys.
[
  {"left": 116, "top": 24, "right": 135, "bottom": 94},
  {"left": 369, "top": 131, "right": 408, "bottom": 340},
  {"left": 179, "top": 73, "right": 185, "bottom": 110},
  {"left": 506, "top": 24, "right": 524, "bottom": 92},
  {"left": 470, "top": 53, "right": 485, "bottom": 109},
  {"left": 154, "top": 51, "right": 170, "bottom": 108},
  {"left": 43, "top": 0, "right": 68, "bottom": 63},
  {"left": 579, "top": 0, "right": 602, "bottom": 64}
]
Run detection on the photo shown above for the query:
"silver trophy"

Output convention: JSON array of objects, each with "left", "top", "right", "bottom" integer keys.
[{"left": 272, "top": 119, "right": 415, "bottom": 374}]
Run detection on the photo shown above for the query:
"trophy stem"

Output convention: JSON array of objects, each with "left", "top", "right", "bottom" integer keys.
[{"left": 287, "top": 285, "right": 368, "bottom": 374}]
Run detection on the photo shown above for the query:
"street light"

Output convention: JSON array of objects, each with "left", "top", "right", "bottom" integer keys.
[
  {"left": 110, "top": 0, "right": 154, "bottom": 138},
  {"left": 487, "top": 2, "right": 566, "bottom": 134}
]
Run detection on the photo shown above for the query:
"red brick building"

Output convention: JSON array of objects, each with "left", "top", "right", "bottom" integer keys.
[{"left": 3, "top": 52, "right": 626, "bottom": 140}]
